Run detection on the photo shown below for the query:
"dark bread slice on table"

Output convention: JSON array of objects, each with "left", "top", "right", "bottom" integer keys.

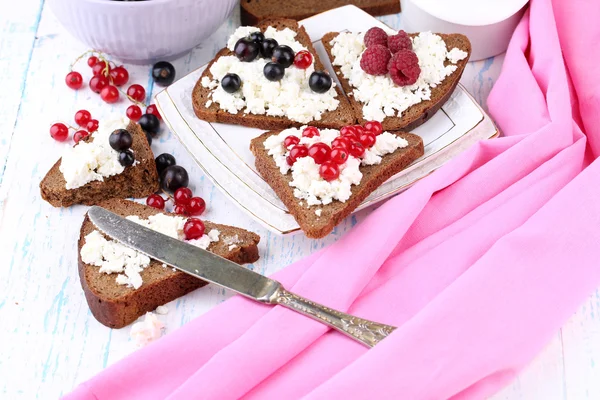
[
  {"left": 40, "top": 121, "right": 159, "bottom": 207},
  {"left": 322, "top": 32, "right": 472, "bottom": 132},
  {"left": 241, "top": 0, "right": 401, "bottom": 26},
  {"left": 78, "top": 199, "right": 261, "bottom": 328},
  {"left": 250, "top": 131, "right": 424, "bottom": 238},
  {"left": 192, "top": 18, "right": 356, "bottom": 130}
]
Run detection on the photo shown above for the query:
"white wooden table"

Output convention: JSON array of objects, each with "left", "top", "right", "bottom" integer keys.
[{"left": 1, "top": 4, "right": 599, "bottom": 399}]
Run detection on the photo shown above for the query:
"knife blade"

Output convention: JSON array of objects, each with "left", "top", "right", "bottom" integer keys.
[{"left": 87, "top": 206, "right": 397, "bottom": 347}]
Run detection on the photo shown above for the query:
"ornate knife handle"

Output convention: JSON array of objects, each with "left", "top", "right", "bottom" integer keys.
[{"left": 272, "top": 288, "right": 396, "bottom": 348}]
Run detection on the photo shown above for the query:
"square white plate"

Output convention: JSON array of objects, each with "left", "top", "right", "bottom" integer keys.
[{"left": 155, "top": 5, "right": 498, "bottom": 235}]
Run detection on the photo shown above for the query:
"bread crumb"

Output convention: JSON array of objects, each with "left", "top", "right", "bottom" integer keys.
[{"left": 155, "top": 305, "right": 168, "bottom": 315}]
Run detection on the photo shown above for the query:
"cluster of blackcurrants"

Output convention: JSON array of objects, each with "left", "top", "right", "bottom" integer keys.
[
  {"left": 221, "top": 31, "right": 333, "bottom": 94},
  {"left": 154, "top": 153, "right": 189, "bottom": 194},
  {"left": 109, "top": 129, "right": 136, "bottom": 167}
]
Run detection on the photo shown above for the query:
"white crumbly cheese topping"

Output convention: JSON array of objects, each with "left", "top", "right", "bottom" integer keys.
[
  {"left": 130, "top": 312, "right": 165, "bottom": 347},
  {"left": 201, "top": 26, "right": 339, "bottom": 124},
  {"left": 80, "top": 214, "right": 221, "bottom": 289},
  {"left": 155, "top": 305, "right": 168, "bottom": 315},
  {"left": 330, "top": 31, "right": 468, "bottom": 121},
  {"left": 315, "top": 209, "right": 322, "bottom": 217},
  {"left": 59, "top": 118, "right": 129, "bottom": 190},
  {"left": 263, "top": 127, "right": 408, "bottom": 205},
  {"left": 223, "top": 234, "right": 241, "bottom": 251}
]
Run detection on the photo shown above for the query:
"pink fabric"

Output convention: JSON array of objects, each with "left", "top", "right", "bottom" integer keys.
[{"left": 65, "top": 0, "right": 600, "bottom": 398}]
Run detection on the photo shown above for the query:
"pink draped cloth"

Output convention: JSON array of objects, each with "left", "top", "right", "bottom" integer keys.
[{"left": 65, "top": 0, "right": 600, "bottom": 398}]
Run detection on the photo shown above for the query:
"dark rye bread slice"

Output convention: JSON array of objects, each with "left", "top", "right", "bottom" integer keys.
[
  {"left": 322, "top": 32, "right": 472, "bottom": 132},
  {"left": 241, "top": 0, "right": 401, "bottom": 26},
  {"left": 40, "top": 121, "right": 159, "bottom": 207},
  {"left": 192, "top": 18, "right": 356, "bottom": 130},
  {"left": 78, "top": 199, "right": 260, "bottom": 328},
  {"left": 250, "top": 131, "right": 424, "bottom": 238}
]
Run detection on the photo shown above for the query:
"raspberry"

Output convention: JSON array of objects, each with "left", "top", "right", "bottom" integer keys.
[
  {"left": 388, "top": 30, "right": 412, "bottom": 53},
  {"left": 364, "top": 27, "right": 388, "bottom": 48},
  {"left": 387, "top": 50, "right": 421, "bottom": 86},
  {"left": 360, "top": 45, "right": 391, "bottom": 76}
]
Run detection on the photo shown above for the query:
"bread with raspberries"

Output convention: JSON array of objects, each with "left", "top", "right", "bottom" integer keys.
[{"left": 322, "top": 29, "right": 472, "bottom": 132}]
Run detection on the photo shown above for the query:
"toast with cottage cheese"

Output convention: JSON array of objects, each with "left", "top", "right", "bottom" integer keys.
[
  {"left": 322, "top": 31, "right": 471, "bottom": 131},
  {"left": 250, "top": 127, "right": 424, "bottom": 238},
  {"left": 40, "top": 121, "right": 159, "bottom": 207},
  {"left": 240, "top": 0, "right": 401, "bottom": 26},
  {"left": 79, "top": 199, "right": 261, "bottom": 328},
  {"left": 192, "top": 19, "right": 356, "bottom": 130}
]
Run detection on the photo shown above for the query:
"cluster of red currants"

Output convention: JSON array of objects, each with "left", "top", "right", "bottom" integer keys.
[
  {"left": 49, "top": 109, "right": 100, "bottom": 143},
  {"left": 284, "top": 121, "right": 383, "bottom": 181}
]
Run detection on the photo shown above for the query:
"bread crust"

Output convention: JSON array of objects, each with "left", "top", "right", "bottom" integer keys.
[
  {"left": 250, "top": 131, "right": 424, "bottom": 238},
  {"left": 192, "top": 19, "right": 356, "bottom": 130},
  {"left": 240, "top": 1, "right": 401, "bottom": 26},
  {"left": 78, "top": 199, "right": 260, "bottom": 328},
  {"left": 321, "top": 31, "right": 472, "bottom": 132},
  {"left": 40, "top": 122, "right": 160, "bottom": 207}
]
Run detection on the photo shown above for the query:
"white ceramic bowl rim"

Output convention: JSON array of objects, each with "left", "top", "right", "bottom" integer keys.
[{"left": 411, "top": 0, "right": 529, "bottom": 26}]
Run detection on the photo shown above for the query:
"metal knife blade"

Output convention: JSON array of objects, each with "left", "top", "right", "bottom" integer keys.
[{"left": 87, "top": 206, "right": 282, "bottom": 303}]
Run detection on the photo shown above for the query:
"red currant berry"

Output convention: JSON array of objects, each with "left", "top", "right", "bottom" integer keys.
[
  {"left": 331, "top": 136, "right": 351, "bottom": 150},
  {"left": 146, "top": 194, "right": 165, "bottom": 210},
  {"left": 359, "top": 132, "right": 376, "bottom": 148},
  {"left": 340, "top": 126, "right": 357, "bottom": 138},
  {"left": 109, "top": 66, "right": 129, "bottom": 86},
  {"left": 187, "top": 197, "right": 206, "bottom": 216},
  {"left": 283, "top": 135, "right": 300, "bottom": 148},
  {"left": 174, "top": 187, "right": 193, "bottom": 205},
  {"left": 87, "top": 56, "right": 99, "bottom": 67},
  {"left": 65, "top": 71, "right": 83, "bottom": 90},
  {"left": 293, "top": 50, "right": 313, "bottom": 69},
  {"left": 302, "top": 126, "right": 320, "bottom": 138},
  {"left": 50, "top": 123, "right": 69, "bottom": 142},
  {"left": 286, "top": 144, "right": 309, "bottom": 165},
  {"left": 319, "top": 161, "right": 340, "bottom": 181},
  {"left": 100, "top": 85, "right": 119, "bottom": 103},
  {"left": 74, "top": 110, "right": 92, "bottom": 127},
  {"left": 348, "top": 141, "right": 365, "bottom": 157},
  {"left": 86, "top": 119, "right": 99, "bottom": 133},
  {"left": 127, "top": 84, "right": 146, "bottom": 103},
  {"left": 184, "top": 218, "right": 205, "bottom": 240},
  {"left": 92, "top": 61, "right": 109, "bottom": 77},
  {"left": 330, "top": 147, "right": 349, "bottom": 164},
  {"left": 174, "top": 204, "right": 188, "bottom": 216},
  {"left": 353, "top": 125, "right": 366, "bottom": 136},
  {"left": 89, "top": 75, "right": 109, "bottom": 94},
  {"left": 73, "top": 130, "right": 89, "bottom": 144},
  {"left": 308, "top": 142, "right": 331, "bottom": 164},
  {"left": 364, "top": 120, "right": 383, "bottom": 136},
  {"left": 126, "top": 105, "right": 143, "bottom": 121},
  {"left": 146, "top": 104, "right": 162, "bottom": 120}
]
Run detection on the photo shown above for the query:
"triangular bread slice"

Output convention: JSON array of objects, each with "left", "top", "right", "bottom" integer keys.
[
  {"left": 192, "top": 18, "right": 356, "bottom": 130},
  {"left": 322, "top": 32, "right": 472, "bottom": 132},
  {"left": 40, "top": 121, "right": 159, "bottom": 207},
  {"left": 240, "top": 0, "right": 401, "bottom": 26},
  {"left": 78, "top": 199, "right": 261, "bottom": 328},
  {"left": 250, "top": 130, "right": 424, "bottom": 238}
]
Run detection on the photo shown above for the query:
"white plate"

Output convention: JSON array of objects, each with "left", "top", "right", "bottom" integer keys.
[{"left": 155, "top": 5, "right": 499, "bottom": 235}]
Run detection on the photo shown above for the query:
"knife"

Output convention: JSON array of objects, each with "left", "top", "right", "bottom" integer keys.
[{"left": 88, "top": 206, "right": 396, "bottom": 347}]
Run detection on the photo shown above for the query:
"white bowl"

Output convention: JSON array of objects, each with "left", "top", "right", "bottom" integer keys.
[
  {"left": 400, "top": 0, "right": 528, "bottom": 61},
  {"left": 49, "top": 0, "right": 237, "bottom": 64}
]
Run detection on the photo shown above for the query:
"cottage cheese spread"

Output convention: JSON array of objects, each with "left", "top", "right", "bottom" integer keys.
[
  {"left": 330, "top": 31, "right": 468, "bottom": 121},
  {"left": 130, "top": 312, "right": 165, "bottom": 347},
  {"left": 201, "top": 26, "right": 339, "bottom": 124},
  {"left": 59, "top": 118, "right": 129, "bottom": 190},
  {"left": 263, "top": 127, "right": 408, "bottom": 205},
  {"left": 80, "top": 214, "right": 221, "bottom": 289}
]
